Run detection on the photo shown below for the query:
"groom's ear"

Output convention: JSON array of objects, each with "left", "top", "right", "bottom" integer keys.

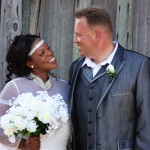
[{"left": 93, "top": 27, "right": 101, "bottom": 42}]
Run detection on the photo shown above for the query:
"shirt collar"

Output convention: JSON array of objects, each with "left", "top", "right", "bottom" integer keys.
[{"left": 81, "top": 41, "right": 118, "bottom": 68}]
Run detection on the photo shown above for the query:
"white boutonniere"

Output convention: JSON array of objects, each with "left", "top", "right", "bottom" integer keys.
[{"left": 106, "top": 64, "right": 116, "bottom": 81}]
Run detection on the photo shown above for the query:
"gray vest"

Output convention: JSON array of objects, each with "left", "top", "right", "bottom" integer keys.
[{"left": 74, "top": 64, "right": 108, "bottom": 150}]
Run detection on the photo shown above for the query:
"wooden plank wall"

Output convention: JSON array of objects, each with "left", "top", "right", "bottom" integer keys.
[
  {"left": 39, "top": 0, "right": 75, "bottom": 79},
  {"left": 132, "top": 0, "right": 150, "bottom": 56},
  {"left": 22, "top": 0, "right": 75, "bottom": 79},
  {"left": 0, "top": 0, "right": 22, "bottom": 90},
  {"left": 0, "top": 0, "right": 150, "bottom": 91},
  {"left": 116, "top": 0, "right": 133, "bottom": 50}
]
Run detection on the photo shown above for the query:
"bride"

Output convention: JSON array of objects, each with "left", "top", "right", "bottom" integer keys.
[{"left": 0, "top": 34, "right": 71, "bottom": 150}]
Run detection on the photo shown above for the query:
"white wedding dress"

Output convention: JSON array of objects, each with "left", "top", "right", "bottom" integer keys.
[
  {"left": 0, "top": 122, "right": 70, "bottom": 150},
  {"left": 40, "top": 122, "right": 70, "bottom": 150},
  {"left": 0, "top": 77, "right": 70, "bottom": 150}
]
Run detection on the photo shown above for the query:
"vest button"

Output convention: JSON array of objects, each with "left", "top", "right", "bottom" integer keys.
[
  {"left": 88, "top": 133, "right": 92, "bottom": 136},
  {"left": 88, "top": 109, "right": 92, "bottom": 112},
  {"left": 88, "top": 121, "right": 93, "bottom": 124},
  {"left": 88, "top": 146, "right": 93, "bottom": 149},
  {"left": 89, "top": 97, "right": 93, "bottom": 101},
  {"left": 90, "top": 86, "right": 94, "bottom": 89},
  {"left": 97, "top": 116, "right": 101, "bottom": 119}
]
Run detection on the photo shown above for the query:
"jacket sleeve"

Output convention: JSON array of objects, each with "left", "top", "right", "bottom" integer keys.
[{"left": 135, "top": 57, "right": 150, "bottom": 149}]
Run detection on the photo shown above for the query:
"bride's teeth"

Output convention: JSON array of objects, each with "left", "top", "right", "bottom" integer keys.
[{"left": 49, "top": 57, "right": 55, "bottom": 63}]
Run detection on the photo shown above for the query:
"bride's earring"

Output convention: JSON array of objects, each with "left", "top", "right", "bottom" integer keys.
[{"left": 31, "top": 65, "right": 34, "bottom": 69}]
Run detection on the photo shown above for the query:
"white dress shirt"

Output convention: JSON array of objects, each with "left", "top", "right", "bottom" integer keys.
[{"left": 81, "top": 41, "right": 118, "bottom": 77}]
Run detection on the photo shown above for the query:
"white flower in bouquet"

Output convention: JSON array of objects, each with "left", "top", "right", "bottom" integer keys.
[
  {"left": 27, "top": 120, "right": 38, "bottom": 132},
  {"left": 0, "top": 91, "right": 69, "bottom": 143}
]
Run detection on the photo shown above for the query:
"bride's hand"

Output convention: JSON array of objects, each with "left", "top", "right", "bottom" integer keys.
[{"left": 28, "top": 136, "right": 40, "bottom": 150}]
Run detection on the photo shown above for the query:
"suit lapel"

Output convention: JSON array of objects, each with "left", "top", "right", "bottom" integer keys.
[
  {"left": 69, "top": 57, "right": 85, "bottom": 113},
  {"left": 71, "top": 57, "right": 85, "bottom": 88},
  {"left": 96, "top": 44, "right": 126, "bottom": 110}
]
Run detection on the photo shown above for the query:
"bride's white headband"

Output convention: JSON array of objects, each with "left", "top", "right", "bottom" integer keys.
[{"left": 28, "top": 40, "right": 44, "bottom": 56}]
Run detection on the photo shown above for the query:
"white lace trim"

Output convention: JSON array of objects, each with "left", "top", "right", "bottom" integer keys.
[{"left": 29, "top": 73, "right": 53, "bottom": 90}]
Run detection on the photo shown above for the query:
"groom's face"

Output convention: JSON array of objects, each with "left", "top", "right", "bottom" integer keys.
[{"left": 74, "top": 17, "right": 96, "bottom": 58}]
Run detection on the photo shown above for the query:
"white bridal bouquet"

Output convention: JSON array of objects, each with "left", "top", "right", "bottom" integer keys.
[{"left": 0, "top": 91, "right": 69, "bottom": 143}]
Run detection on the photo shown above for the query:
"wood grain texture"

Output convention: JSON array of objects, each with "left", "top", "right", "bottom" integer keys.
[
  {"left": 0, "top": 0, "right": 22, "bottom": 90},
  {"left": 39, "top": 0, "right": 75, "bottom": 79},
  {"left": 115, "top": 0, "right": 133, "bottom": 50},
  {"left": 132, "top": 0, "right": 150, "bottom": 55},
  {"left": 1, "top": 0, "right": 150, "bottom": 91}
]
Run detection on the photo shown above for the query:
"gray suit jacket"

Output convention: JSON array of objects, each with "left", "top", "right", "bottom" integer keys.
[{"left": 69, "top": 44, "right": 150, "bottom": 150}]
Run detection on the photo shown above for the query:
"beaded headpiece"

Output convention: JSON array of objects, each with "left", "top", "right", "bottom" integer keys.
[{"left": 28, "top": 40, "right": 44, "bottom": 56}]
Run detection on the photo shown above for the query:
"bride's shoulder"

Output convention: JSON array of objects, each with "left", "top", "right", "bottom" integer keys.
[
  {"left": 8, "top": 77, "right": 29, "bottom": 83},
  {"left": 4, "top": 77, "right": 27, "bottom": 88},
  {"left": 52, "top": 78, "right": 70, "bottom": 98},
  {"left": 52, "top": 78, "right": 69, "bottom": 87},
  {"left": 3, "top": 78, "right": 33, "bottom": 94}
]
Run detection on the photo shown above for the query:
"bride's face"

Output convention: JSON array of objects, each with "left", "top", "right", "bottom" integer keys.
[{"left": 27, "top": 39, "right": 58, "bottom": 75}]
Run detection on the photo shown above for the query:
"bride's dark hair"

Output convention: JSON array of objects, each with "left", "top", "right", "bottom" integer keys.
[{"left": 6, "top": 34, "right": 40, "bottom": 83}]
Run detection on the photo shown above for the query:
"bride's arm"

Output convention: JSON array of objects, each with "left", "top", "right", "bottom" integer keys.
[
  {"left": 0, "top": 102, "right": 20, "bottom": 148},
  {"left": 0, "top": 81, "right": 19, "bottom": 148},
  {"left": 18, "top": 139, "right": 28, "bottom": 150},
  {"left": 18, "top": 136, "right": 40, "bottom": 150}
]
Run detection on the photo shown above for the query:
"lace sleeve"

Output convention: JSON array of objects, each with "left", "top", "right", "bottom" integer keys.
[
  {"left": 0, "top": 81, "right": 19, "bottom": 148},
  {"left": 0, "top": 81, "right": 19, "bottom": 100}
]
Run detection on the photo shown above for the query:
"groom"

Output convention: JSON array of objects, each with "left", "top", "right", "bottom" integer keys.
[{"left": 69, "top": 7, "right": 150, "bottom": 150}]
